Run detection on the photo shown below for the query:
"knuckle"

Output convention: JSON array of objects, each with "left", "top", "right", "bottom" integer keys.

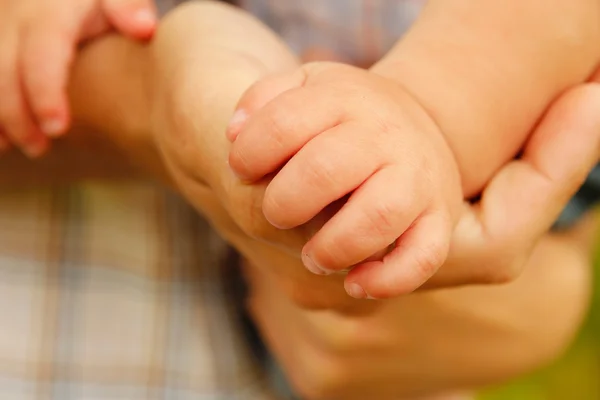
[
  {"left": 414, "top": 248, "right": 445, "bottom": 278},
  {"left": 363, "top": 200, "right": 399, "bottom": 237},
  {"left": 410, "top": 241, "right": 449, "bottom": 282},
  {"left": 302, "top": 151, "right": 339, "bottom": 190},
  {"left": 264, "top": 99, "right": 293, "bottom": 141}
]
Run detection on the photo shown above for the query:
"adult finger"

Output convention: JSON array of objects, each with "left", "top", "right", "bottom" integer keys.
[{"left": 428, "top": 83, "right": 600, "bottom": 288}]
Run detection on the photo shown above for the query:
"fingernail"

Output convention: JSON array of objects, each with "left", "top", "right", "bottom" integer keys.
[
  {"left": 132, "top": 8, "right": 157, "bottom": 28},
  {"left": 41, "top": 118, "right": 66, "bottom": 137},
  {"left": 226, "top": 109, "right": 248, "bottom": 142},
  {"left": 344, "top": 282, "right": 366, "bottom": 299},
  {"left": 302, "top": 253, "right": 330, "bottom": 276}
]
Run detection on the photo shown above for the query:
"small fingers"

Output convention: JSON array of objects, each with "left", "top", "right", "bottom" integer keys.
[
  {"left": 302, "top": 167, "right": 427, "bottom": 275},
  {"left": 345, "top": 210, "right": 453, "bottom": 299},
  {"left": 21, "top": 22, "right": 74, "bottom": 137},
  {"left": 262, "top": 122, "right": 380, "bottom": 229},
  {"left": 0, "top": 33, "right": 48, "bottom": 157},
  {"left": 228, "top": 86, "right": 344, "bottom": 181}
]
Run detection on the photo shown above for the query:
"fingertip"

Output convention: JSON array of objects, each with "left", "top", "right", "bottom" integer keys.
[
  {"left": 344, "top": 281, "right": 368, "bottom": 299},
  {"left": 39, "top": 113, "right": 69, "bottom": 137},
  {"left": 21, "top": 28, "right": 74, "bottom": 138},
  {"left": 263, "top": 212, "right": 288, "bottom": 230},
  {"left": 106, "top": 3, "right": 157, "bottom": 39},
  {"left": 34, "top": 98, "right": 70, "bottom": 137},
  {"left": 227, "top": 148, "right": 253, "bottom": 182},
  {"left": 129, "top": 8, "right": 157, "bottom": 38},
  {"left": 226, "top": 109, "right": 248, "bottom": 142},
  {"left": 301, "top": 252, "right": 333, "bottom": 276},
  {"left": 346, "top": 258, "right": 420, "bottom": 300},
  {"left": 345, "top": 267, "right": 385, "bottom": 300},
  {"left": 262, "top": 184, "right": 306, "bottom": 230}
]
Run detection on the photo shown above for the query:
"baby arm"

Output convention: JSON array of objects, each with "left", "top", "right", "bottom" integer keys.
[
  {"left": 0, "top": 31, "right": 160, "bottom": 187},
  {"left": 0, "top": 0, "right": 157, "bottom": 157},
  {"left": 372, "top": 0, "right": 600, "bottom": 196},
  {"left": 0, "top": 1, "right": 295, "bottom": 188}
]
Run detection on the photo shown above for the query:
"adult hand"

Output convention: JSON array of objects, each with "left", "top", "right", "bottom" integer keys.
[
  {"left": 243, "top": 78, "right": 600, "bottom": 398},
  {"left": 393, "top": 80, "right": 600, "bottom": 289},
  {"left": 246, "top": 218, "right": 596, "bottom": 400}
]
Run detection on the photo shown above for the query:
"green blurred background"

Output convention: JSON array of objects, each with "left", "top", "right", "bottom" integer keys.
[{"left": 480, "top": 249, "right": 600, "bottom": 400}]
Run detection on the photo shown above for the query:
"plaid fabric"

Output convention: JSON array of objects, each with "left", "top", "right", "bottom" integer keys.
[
  {"left": 0, "top": 182, "right": 275, "bottom": 399},
  {"left": 238, "top": 0, "right": 425, "bottom": 66}
]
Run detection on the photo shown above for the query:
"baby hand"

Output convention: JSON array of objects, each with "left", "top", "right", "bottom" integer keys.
[
  {"left": 0, "top": 0, "right": 156, "bottom": 157},
  {"left": 227, "top": 62, "right": 462, "bottom": 299}
]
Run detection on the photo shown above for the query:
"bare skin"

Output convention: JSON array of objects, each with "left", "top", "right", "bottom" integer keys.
[{"left": 0, "top": 4, "right": 598, "bottom": 397}]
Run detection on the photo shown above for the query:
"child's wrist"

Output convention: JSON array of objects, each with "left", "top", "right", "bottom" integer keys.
[
  {"left": 371, "top": 0, "right": 600, "bottom": 197},
  {"left": 370, "top": 64, "right": 474, "bottom": 196},
  {"left": 378, "top": 75, "right": 465, "bottom": 202}
]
